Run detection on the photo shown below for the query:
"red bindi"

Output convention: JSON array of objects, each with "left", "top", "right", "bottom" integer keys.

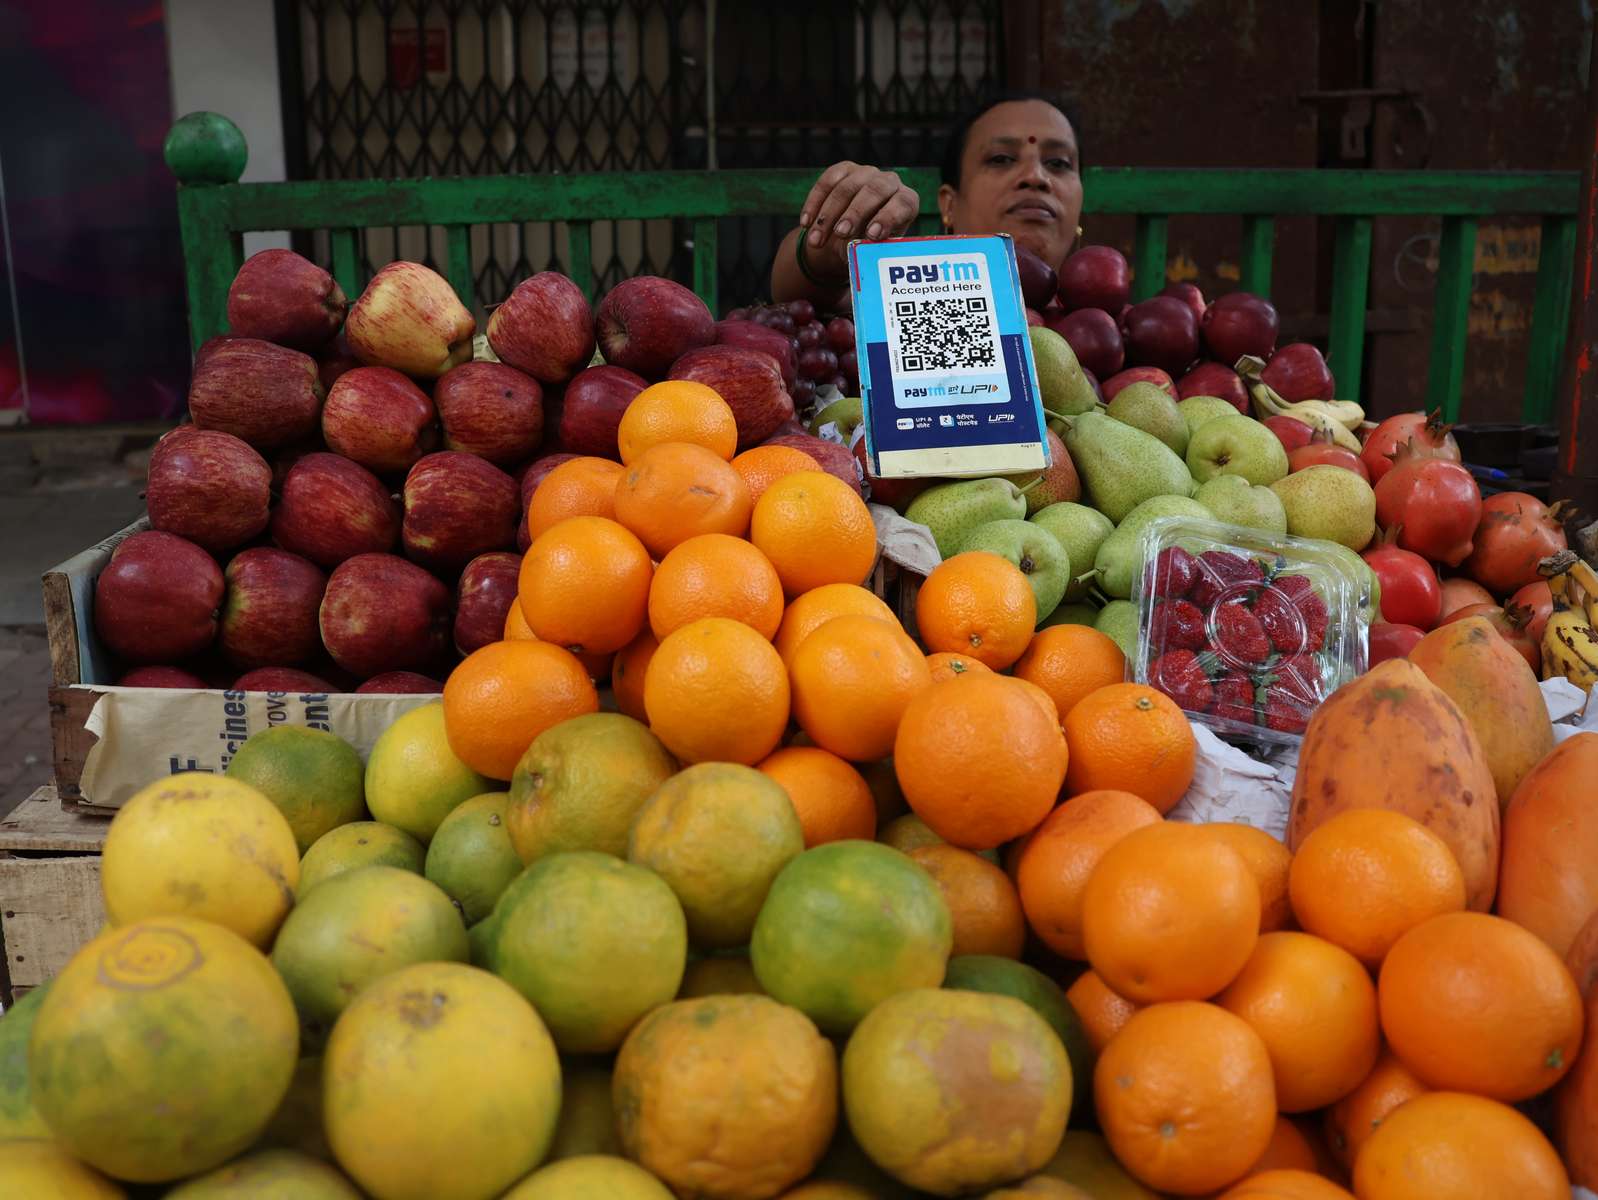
[{"left": 1027, "top": 136, "right": 1037, "bottom": 144}]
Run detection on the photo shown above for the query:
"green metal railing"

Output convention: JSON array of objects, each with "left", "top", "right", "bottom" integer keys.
[{"left": 166, "top": 113, "right": 1579, "bottom": 423}]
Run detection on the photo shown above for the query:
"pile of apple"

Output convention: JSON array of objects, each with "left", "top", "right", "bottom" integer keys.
[{"left": 95, "top": 252, "right": 844, "bottom": 694}]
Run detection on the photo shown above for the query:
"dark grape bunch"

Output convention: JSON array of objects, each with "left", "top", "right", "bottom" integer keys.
[{"left": 724, "top": 300, "right": 858, "bottom": 412}]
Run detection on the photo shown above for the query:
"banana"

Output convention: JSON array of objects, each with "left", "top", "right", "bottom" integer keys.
[
  {"left": 1563, "top": 554, "right": 1598, "bottom": 628},
  {"left": 1277, "top": 402, "right": 1366, "bottom": 451},
  {"left": 1542, "top": 608, "right": 1598, "bottom": 691},
  {"left": 1321, "top": 399, "right": 1368, "bottom": 430},
  {"left": 1234, "top": 354, "right": 1365, "bottom": 448}
]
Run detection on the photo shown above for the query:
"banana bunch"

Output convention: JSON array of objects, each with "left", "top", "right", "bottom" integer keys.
[
  {"left": 1234, "top": 355, "right": 1366, "bottom": 451},
  {"left": 1539, "top": 550, "right": 1598, "bottom": 692}
]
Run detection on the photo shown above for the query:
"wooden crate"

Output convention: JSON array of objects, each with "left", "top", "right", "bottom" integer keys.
[{"left": 0, "top": 786, "right": 109, "bottom": 1004}]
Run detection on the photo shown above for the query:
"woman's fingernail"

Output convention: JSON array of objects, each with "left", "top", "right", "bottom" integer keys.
[
  {"left": 800, "top": 211, "right": 810, "bottom": 227},
  {"left": 835, "top": 218, "right": 853, "bottom": 236},
  {"left": 808, "top": 228, "right": 823, "bottom": 247},
  {"left": 867, "top": 221, "right": 883, "bottom": 239}
]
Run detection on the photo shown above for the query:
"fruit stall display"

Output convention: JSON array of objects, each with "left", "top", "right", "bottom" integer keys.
[{"left": 6, "top": 237, "right": 1598, "bottom": 1198}]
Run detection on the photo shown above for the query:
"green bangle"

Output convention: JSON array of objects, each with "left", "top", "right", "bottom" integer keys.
[{"left": 796, "top": 227, "right": 844, "bottom": 288}]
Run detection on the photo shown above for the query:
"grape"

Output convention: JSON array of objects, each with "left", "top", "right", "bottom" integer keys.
[
  {"left": 798, "top": 347, "right": 839, "bottom": 382},
  {"left": 785, "top": 299, "right": 816, "bottom": 324},
  {"left": 829, "top": 374, "right": 849, "bottom": 394},
  {"left": 751, "top": 308, "right": 779, "bottom": 326},
  {"left": 838, "top": 349, "right": 857, "bottom": 377},
  {"left": 767, "top": 312, "right": 797, "bottom": 336},
  {"left": 825, "top": 317, "right": 855, "bottom": 354},
  {"left": 796, "top": 323, "right": 823, "bottom": 350},
  {"left": 791, "top": 377, "right": 816, "bottom": 408}
]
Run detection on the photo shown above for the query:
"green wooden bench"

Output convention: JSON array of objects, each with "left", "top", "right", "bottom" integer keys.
[{"left": 165, "top": 112, "right": 1578, "bottom": 423}]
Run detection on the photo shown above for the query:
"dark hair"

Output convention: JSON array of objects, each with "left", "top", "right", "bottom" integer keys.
[{"left": 939, "top": 90, "right": 1083, "bottom": 188}]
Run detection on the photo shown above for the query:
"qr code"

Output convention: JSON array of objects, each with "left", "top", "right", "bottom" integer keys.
[{"left": 894, "top": 297, "right": 996, "bottom": 371}]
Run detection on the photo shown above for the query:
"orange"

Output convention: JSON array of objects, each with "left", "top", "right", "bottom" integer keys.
[
  {"left": 907, "top": 843, "right": 1027, "bottom": 958},
  {"left": 915, "top": 552, "right": 1036, "bottom": 670},
  {"left": 1323, "top": 1049, "right": 1427, "bottom": 1171},
  {"left": 611, "top": 627, "right": 659, "bottom": 723},
  {"left": 1080, "top": 821, "right": 1261, "bottom": 1004},
  {"left": 1093, "top": 1001, "right": 1277, "bottom": 1196},
  {"left": 1015, "top": 789, "right": 1162, "bottom": 959},
  {"left": 1195, "top": 823, "right": 1293, "bottom": 934},
  {"left": 924, "top": 651, "right": 992, "bottom": 684},
  {"left": 526, "top": 456, "right": 625, "bottom": 540},
  {"left": 613, "top": 441, "right": 753, "bottom": 558},
  {"left": 1216, "top": 932, "right": 1380, "bottom": 1112},
  {"left": 503, "top": 599, "right": 535, "bottom": 640},
  {"left": 751, "top": 472, "right": 877, "bottom": 597},
  {"left": 1064, "top": 968, "right": 1139, "bottom": 1053},
  {"left": 1288, "top": 807, "right": 1466, "bottom": 968},
  {"left": 1353, "top": 1091, "right": 1571, "bottom": 1200},
  {"left": 757, "top": 746, "right": 876, "bottom": 847},
  {"left": 648, "top": 533, "right": 784, "bottom": 641},
  {"left": 894, "top": 675, "right": 1067, "bottom": 851},
  {"left": 643, "top": 617, "right": 789, "bottom": 766},
  {"left": 774, "top": 584, "right": 896, "bottom": 667},
  {"left": 1219, "top": 1171, "right": 1354, "bottom": 1200},
  {"left": 617, "top": 379, "right": 738, "bottom": 463},
  {"left": 732, "top": 444, "right": 821, "bottom": 503},
  {"left": 442, "top": 640, "right": 600, "bottom": 780},
  {"left": 518, "top": 515, "right": 653, "bottom": 655},
  {"left": 1377, "top": 910, "right": 1583, "bottom": 1102},
  {"left": 1062, "top": 683, "right": 1195, "bottom": 813},
  {"left": 1235, "top": 1118, "right": 1320, "bottom": 1179},
  {"left": 789, "top": 614, "right": 931, "bottom": 762},
  {"left": 1010, "top": 677, "right": 1062, "bottom": 729},
  {"left": 1013, "top": 625, "right": 1128, "bottom": 720}
]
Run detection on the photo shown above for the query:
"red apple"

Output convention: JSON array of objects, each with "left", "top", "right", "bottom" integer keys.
[
  {"left": 1288, "top": 439, "right": 1370, "bottom": 480},
  {"left": 1161, "top": 281, "right": 1206, "bottom": 325},
  {"left": 521, "top": 452, "right": 581, "bottom": 497},
  {"left": 233, "top": 666, "right": 338, "bottom": 693},
  {"left": 188, "top": 337, "right": 324, "bottom": 451},
  {"left": 1101, "top": 367, "right": 1176, "bottom": 403},
  {"left": 851, "top": 438, "right": 928, "bottom": 510},
  {"left": 345, "top": 261, "right": 475, "bottom": 378},
  {"left": 355, "top": 671, "right": 442, "bottom": 694},
  {"left": 219, "top": 547, "right": 327, "bottom": 669},
  {"left": 1121, "top": 296, "right": 1199, "bottom": 377},
  {"left": 454, "top": 551, "right": 522, "bottom": 655},
  {"left": 226, "top": 248, "right": 347, "bottom": 350},
  {"left": 1264, "top": 415, "right": 1316, "bottom": 452},
  {"left": 272, "top": 452, "right": 400, "bottom": 567},
  {"left": 1177, "top": 362, "right": 1250, "bottom": 415},
  {"left": 146, "top": 428, "right": 271, "bottom": 553},
  {"left": 435, "top": 361, "right": 544, "bottom": 466},
  {"left": 762, "top": 433, "right": 862, "bottom": 495},
  {"left": 1014, "top": 244, "right": 1059, "bottom": 310},
  {"left": 1026, "top": 308, "right": 1045, "bottom": 327},
  {"left": 1047, "top": 307, "right": 1124, "bottom": 380},
  {"left": 1057, "top": 245, "right": 1131, "bottom": 313},
  {"left": 401, "top": 451, "right": 520, "bottom": 572},
  {"left": 596, "top": 276, "right": 715, "bottom": 378},
  {"left": 117, "top": 666, "right": 208, "bottom": 689},
  {"left": 715, "top": 319, "right": 797, "bottom": 388},
  {"left": 94, "top": 530, "right": 223, "bottom": 665},
  {"left": 1202, "top": 292, "right": 1279, "bottom": 367},
  {"left": 558, "top": 366, "right": 646, "bottom": 459},
  {"left": 1263, "top": 343, "right": 1336, "bottom": 402},
  {"left": 1367, "top": 622, "right": 1426, "bottom": 667},
  {"left": 319, "top": 552, "right": 453, "bottom": 679},
  {"left": 270, "top": 437, "right": 323, "bottom": 493},
  {"left": 486, "top": 271, "right": 596, "bottom": 384},
  {"left": 669, "top": 345, "right": 795, "bottom": 449},
  {"left": 317, "top": 331, "right": 360, "bottom": 394},
  {"left": 322, "top": 366, "right": 438, "bottom": 474}
]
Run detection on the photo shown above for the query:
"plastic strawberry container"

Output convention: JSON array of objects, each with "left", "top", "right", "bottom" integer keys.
[{"left": 1130, "top": 516, "right": 1372, "bottom": 745}]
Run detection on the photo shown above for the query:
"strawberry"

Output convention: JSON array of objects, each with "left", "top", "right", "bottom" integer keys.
[
  {"left": 1192, "top": 551, "right": 1266, "bottom": 608},
  {"left": 1151, "top": 649, "right": 1213, "bottom": 712},
  {"left": 1150, "top": 599, "right": 1205, "bottom": 651},
  {"left": 1293, "top": 590, "right": 1330, "bottom": 654},
  {"left": 1150, "top": 546, "right": 1200, "bottom": 597},
  {"left": 1263, "top": 652, "right": 1321, "bottom": 705},
  {"left": 1262, "top": 692, "right": 1309, "bottom": 734},
  {"left": 1211, "top": 673, "right": 1257, "bottom": 724},
  {"left": 1254, "top": 587, "right": 1308, "bottom": 654},
  {"left": 1209, "top": 602, "right": 1270, "bottom": 666}
]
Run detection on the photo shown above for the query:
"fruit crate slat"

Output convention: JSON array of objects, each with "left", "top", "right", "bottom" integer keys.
[
  {"left": 1527, "top": 214, "right": 1580, "bottom": 425},
  {"left": 1426, "top": 216, "right": 1481, "bottom": 422},
  {"left": 1328, "top": 216, "right": 1374, "bottom": 404}
]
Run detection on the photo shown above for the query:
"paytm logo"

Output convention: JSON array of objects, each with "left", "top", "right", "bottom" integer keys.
[
  {"left": 886, "top": 260, "right": 981, "bottom": 285},
  {"left": 896, "top": 417, "right": 915, "bottom": 430}
]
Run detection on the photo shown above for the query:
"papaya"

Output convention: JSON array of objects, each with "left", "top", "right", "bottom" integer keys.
[
  {"left": 1407, "top": 615, "right": 1554, "bottom": 806},
  {"left": 1568, "top": 906, "right": 1598, "bottom": 1001},
  {"left": 1498, "top": 733, "right": 1598, "bottom": 957},
  {"left": 1556, "top": 985, "right": 1598, "bottom": 1188},
  {"left": 1287, "top": 659, "right": 1500, "bottom": 912}
]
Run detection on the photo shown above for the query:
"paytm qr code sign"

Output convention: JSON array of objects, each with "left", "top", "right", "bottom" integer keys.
[{"left": 850, "top": 234, "right": 1049, "bottom": 479}]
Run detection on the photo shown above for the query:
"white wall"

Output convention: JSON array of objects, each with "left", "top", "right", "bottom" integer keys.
[{"left": 165, "top": 0, "right": 290, "bottom": 255}]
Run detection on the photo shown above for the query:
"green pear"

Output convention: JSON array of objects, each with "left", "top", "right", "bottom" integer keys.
[
  {"left": 809, "top": 395, "right": 864, "bottom": 439},
  {"left": 1178, "top": 395, "right": 1242, "bottom": 441},
  {"left": 1095, "top": 600, "right": 1140, "bottom": 663},
  {"left": 1030, "top": 326, "right": 1100, "bottom": 418},
  {"left": 1270, "top": 465, "right": 1376, "bottom": 551},
  {"left": 905, "top": 478, "right": 1028, "bottom": 559},
  {"left": 1093, "top": 494, "right": 1212, "bottom": 599},
  {"left": 959, "top": 518, "right": 1071, "bottom": 622},
  {"left": 1040, "top": 602, "right": 1101, "bottom": 628},
  {"left": 1194, "top": 475, "right": 1288, "bottom": 535},
  {"left": 1307, "top": 539, "right": 1382, "bottom": 621},
  {"left": 1031, "top": 502, "right": 1115, "bottom": 603},
  {"left": 1107, "top": 382, "right": 1189, "bottom": 458},
  {"left": 1061, "top": 411, "right": 1195, "bottom": 524},
  {"left": 1186, "top": 413, "right": 1290, "bottom": 486}
]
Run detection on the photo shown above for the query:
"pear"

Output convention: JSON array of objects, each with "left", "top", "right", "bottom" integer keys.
[
  {"left": 905, "top": 478, "right": 1028, "bottom": 560},
  {"left": 1270, "top": 465, "right": 1376, "bottom": 551},
  {"left": 1004, "top": 428, "right": 1080, "bottom": 516},
  {"left": 1095, "top": 599, "right": 1140, "bottom": 662},
  {"left": 1107, "top": 382, "right": 1189, "bottom": 458},
  {"left": 1186, "top": 413, "right": 1289, "bottom": 486},
  {"left": 1040, "top": 602, "right": 1102, "bottom": 628},
  {"left": 1093, "top": 494, "right": 1211, "bottom": 599},
  {"left": 1307, "top": 538, "right": 1382, "bottom": 621},
  {"left": 1194, "top": 475, "right": 1288, "bottom": 534},
  {"left": 809, "top": 395, "right": 863, "bottom": 439},
  {"left": 1061, "top": 410, "right": 1196, "bottom": 524},
  {"left": 960, "top": 518, "right": 1070, "bottom": 622},
  {"left": 1030, "top": 326, "right": 1099, "bottom": 418},
  {"left": 1031, "top": 502, "right": 1115, "bottom": 603},
  {"left": 1178, "top": 395, "right": 1241, "bottom": 441}
]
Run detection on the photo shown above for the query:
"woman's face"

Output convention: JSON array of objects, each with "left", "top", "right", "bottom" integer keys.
[{"left": 938, "top": 100, "right": 1083, "bottom": 272}]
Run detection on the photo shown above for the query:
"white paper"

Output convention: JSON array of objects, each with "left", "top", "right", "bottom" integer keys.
[{"left": 868, "top": 504, "right": 941, "bottom": 576}]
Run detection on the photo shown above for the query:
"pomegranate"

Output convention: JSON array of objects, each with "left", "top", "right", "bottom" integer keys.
[
  {"left": 1509, "top": 579, "right": 1554, "bottom": 641},
  {"left": 1440, "top": 603, "right": 1541, "bottom": 673},
  {"left": 1363, "top": 541, "right": 1443, "bottom": 629},
  {"left": 1373, "top": 446, "right": 1482, "bottom": 567},
  {"left": 1261, "top": 343, "right": 1335, "bottom": 402},
  {"left": 1368, "top": 622, "right": 1427, "bottom": 667},
  {"left": 1461, "top": 492, "right": 1569, "bottom": 596},
  {"left": 1287, "top": 434, "right": 1370, "bottom": 481},
  {"left": 1438, "top": 576, "right": 1495, "bottom": 620},
  {"left": 1360, "top": 410, "right": 1460, "bottom": 485}
]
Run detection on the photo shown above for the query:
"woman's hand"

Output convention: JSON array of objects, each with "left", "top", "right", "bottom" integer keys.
[{"left": 800, "top": 162, "right": 921, "bottom": 250}]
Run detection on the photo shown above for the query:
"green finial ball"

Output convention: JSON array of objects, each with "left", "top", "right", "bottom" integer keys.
[{"left": 164, "top": 112, "right": 248, "bottom": 184}]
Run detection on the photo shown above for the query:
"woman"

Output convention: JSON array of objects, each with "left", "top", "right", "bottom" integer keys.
[{"left": 770, "top": 91, "right": 1084, "bottom": 309}]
